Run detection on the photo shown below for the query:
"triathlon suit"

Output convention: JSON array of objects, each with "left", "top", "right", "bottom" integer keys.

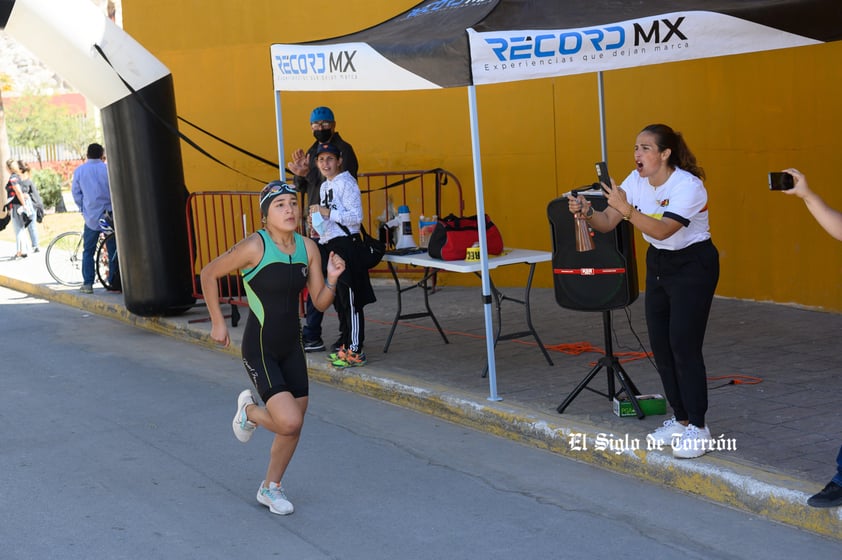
[{"left": 241, "top": 230, "right": 310, "bottom": 403}]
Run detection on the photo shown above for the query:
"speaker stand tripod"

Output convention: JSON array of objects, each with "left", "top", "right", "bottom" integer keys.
[{"left": 556, "top": 310, "right": 644, "bottom": 419}]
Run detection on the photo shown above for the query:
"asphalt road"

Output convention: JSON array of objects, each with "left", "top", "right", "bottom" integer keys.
[{"left": 1, "top": 286, "right": 839, "bottom": 560}]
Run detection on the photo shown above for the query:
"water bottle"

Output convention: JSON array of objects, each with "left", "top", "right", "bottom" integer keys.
[
  {"left": 395, "top": 205, "right": 416, "bottom": 249},
  {"left": 418, "top": 214, "right": 437, "bottom": 249},
  {"left": 418, "top": 215, "right": 427, "bottom": 248}
]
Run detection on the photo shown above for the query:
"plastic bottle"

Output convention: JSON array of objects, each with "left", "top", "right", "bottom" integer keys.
[
  {"left": 418, "top": 214, "right": 437, "bottom": 248},
  {"left": 395, "top": 204, "right": 416, "bottom": 249},
  {"left": 418, "top": 215, "right": 426, "bottom": 247}
]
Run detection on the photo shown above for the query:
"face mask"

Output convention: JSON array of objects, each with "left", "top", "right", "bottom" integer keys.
[{"left": 313, "top": 129, "right": 333, "bottom": 143}]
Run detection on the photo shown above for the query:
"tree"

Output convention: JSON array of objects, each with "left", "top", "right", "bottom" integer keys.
[
  {"left": 32, "top": 168, "right": 64, "bottom": 210},
  {"left": 64, "top": 114, "right": 102, "bottom": 162},
  {"left": 5, "top": 90, "right": 99, "bottom": 164}
]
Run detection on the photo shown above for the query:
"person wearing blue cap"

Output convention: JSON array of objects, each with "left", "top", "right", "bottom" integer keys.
[
  {"left": 200, "top": 180, "right": 346, "bottom": 515},
  {"left": 287, "top": 106, "right": 359, "bottom": 353}
]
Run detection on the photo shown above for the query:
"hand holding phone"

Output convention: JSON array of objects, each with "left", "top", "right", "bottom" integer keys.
[
  {"left": 595, "top": 161, "right": 610, "bottom": 191},
  {"left": 768, "top": 172, "right": 794, "bottom": 191}
]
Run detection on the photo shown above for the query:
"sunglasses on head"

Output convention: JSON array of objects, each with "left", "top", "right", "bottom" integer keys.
[{"left": 259, "top": 182, "right": 297, "bottom": 206}]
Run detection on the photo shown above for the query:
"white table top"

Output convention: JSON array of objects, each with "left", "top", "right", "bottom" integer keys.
[{"left": 382, "top": 248, "right": 551, "bottom": 273}]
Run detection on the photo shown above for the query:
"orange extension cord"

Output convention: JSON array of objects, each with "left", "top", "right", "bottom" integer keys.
[{"left": 367, "top": 316, "right": 764, "bottom": 388}]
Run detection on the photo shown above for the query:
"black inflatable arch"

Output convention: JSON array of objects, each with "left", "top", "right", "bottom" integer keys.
[{"left": 1, "top": 0, "right": 194, "bottom": 316}]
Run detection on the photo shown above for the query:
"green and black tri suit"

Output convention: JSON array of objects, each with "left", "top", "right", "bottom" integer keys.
[{"left": 241, "top": 229, "right": 310, "bottom": 403}]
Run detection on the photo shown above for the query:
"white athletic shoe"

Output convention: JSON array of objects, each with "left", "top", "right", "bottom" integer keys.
[
  {"left": 232, "top": 389, "right": 257, "bottom": 443},
  {"left": 256, "top": 481, "right": 294, "bottom": 515},
  {"left": 672, "top": 424, "right": 714, "bottom": 459},
  {"left": 647, "top": 417, "right": 686, "bottom": 447}
]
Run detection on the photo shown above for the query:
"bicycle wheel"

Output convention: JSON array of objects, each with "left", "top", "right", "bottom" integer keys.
[
  {"left": 95, "top": 232, "right": 118, "bottom": 291},
  {"left": 45, "top": 231, "right": 84, "bottom": 286}
]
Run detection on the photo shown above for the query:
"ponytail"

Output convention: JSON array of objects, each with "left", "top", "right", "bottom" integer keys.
[{"left": 641, "top": 124, "right": 705, "bottom": 180}]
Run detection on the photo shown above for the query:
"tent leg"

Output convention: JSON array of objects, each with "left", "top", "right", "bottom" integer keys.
[{"left": 467, "top": 85, "right": 501, "bottom": 402}]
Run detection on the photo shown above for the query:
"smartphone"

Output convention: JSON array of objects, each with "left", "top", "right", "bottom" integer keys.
[
  {"left": 595, "top": 161, "right": 610, "bottom": 191},
  {"left": 768, "top": 172, "right": 794, "bottom": 191}
]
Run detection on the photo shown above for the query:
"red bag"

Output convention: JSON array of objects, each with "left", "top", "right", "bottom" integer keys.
[{"left": 427, "top": 214, "right": 504, "bottom": 260}]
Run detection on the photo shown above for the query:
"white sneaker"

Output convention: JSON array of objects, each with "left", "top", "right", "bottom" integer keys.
[
  {"left": 672, "top": 424, "right": 714, "bottom": 459},
  {"left": 232, "top": 389, "right": 257, "bottom": 443},
  {"left": 647, "top": 417, "right": 686, "bottom": 446},
  {"left": 256, "top": 481, "right": 294, "bottom": 515}
]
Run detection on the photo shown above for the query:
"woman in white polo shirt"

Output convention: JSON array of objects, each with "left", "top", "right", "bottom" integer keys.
[{"left": 568, "top": 123, "right": 720, "bottom": 459}]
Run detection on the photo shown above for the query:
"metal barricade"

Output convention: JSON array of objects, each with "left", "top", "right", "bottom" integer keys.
[
  {"left": 186, "top": 190, "right": 261, "bottom": 321},
  {"left": 357, "top": 168, "right": 464, "bottom": 277}
]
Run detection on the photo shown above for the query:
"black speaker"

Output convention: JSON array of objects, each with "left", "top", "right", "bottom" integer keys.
[{"left": 547, "top": 191, "right": 639, "bottom": 311}]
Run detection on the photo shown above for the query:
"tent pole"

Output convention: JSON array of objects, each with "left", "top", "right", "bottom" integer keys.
[
  {"left": 467, "top": 85, "right": 501, "bottom": 402},
  {"left": 598, "top": 71, "right": 607, "bottom": 162},
  {"left": 274, "top": 90, "right": 286, "bottom": 180}
]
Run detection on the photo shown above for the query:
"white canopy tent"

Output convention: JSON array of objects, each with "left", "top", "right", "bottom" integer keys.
[{"left": 269, "top": 0, "right": 842, "bottom": 400}]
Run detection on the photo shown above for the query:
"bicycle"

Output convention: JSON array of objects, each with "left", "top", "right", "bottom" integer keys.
[
  {"left": 45, "top": 230, "right": 84, "bottom": 286},
  {"left": 95, "top": 229, "right": 119, "bottom": 291},
  {"left": 45, "top": 213, "right": 119, "bottom": 290}
]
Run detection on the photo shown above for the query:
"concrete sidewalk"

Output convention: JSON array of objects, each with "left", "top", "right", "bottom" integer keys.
[{"left": 1, "top": 240, "right": 840, "bottom": 539}]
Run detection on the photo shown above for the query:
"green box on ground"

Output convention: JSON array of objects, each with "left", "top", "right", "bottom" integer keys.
[{"left": 613, "top": 394, "right": 666, "bottom": 417}]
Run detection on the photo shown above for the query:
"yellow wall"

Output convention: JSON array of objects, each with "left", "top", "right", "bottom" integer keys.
[{"left": 124, "top": 1, "right": 842, "bottom": 311}]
